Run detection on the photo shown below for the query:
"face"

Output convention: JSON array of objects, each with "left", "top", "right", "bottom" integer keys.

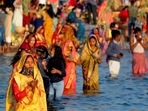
[
  {"left": 116, "top": 34, "right": 122, "bottom": 42},
  {"left": 89, "top": 37, "right": 97, "bottom": 47},
  {"left": 24, "top": 56, "right": 34, "bottom": 69},
  {"left": 28, "top": 37, "right": 36, "bottom": 47},
  {"left": 135, "top": 32, "right": 141, "bottom": 38},
  {"left": 36, "top": 51, "right": 42, "bottom": 59},
  {"left": 94, "top": 28, "right": 99, "bottom": 34},
  {"left": 50, "top": 47, "right": 55, "bottom": 57}
]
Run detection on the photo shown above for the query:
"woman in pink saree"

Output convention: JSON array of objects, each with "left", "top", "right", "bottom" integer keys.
[{"left": 62, "top": 40, "right": 80, "bottom": 95}]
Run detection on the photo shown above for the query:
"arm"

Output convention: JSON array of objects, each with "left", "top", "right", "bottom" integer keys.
[
  {"left": 12, "top": 78, "right": 32, "bottom": 102},
  {"left": 51, "top": 63, "right": 66, "bottom": 77},
  {"left": 106, "top": 42, "right": 117, "bottom": 57},
  {"left": 130, "top": 37, "right": 138, "bottom": 51},
  {"left": 139, "top": 38, "right": 147, "bottom": 49}
]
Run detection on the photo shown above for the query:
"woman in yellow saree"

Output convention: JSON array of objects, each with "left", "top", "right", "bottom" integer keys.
[
  {"left": 6, "top": 54, "right": 47, "bottom": 111},
  {"left": 41, "top": 4, "right": 56, "bottom": 46},
  {"left": 81, "top": 35, "right": 102, "bottom": 94}
]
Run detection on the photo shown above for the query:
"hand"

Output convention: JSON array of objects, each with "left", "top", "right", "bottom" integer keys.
[
  {"left": 25, "top": 86, "right": 32, "bottom": 93},
  {"left": 116, "top": 54, "right": 123, "bottom": 59},
  {"left": 137, "top": 38, "right": 142, "bottom": 43},
  {"left": 51, "top": 68, "right": 59, "bottom": 74},
  {"left": 29, "top": 80, "right": 38, "bottom": 88}
]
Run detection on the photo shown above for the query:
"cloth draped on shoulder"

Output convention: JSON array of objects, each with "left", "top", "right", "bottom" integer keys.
[
  {"left": 6, "top": 54, "right": 47, "bottom": 111},
  {"left": 62, "top": 40, "right": 80, "bottom": 95},
  {"left": 81, "top": 35, "right": 101, "bottom": 93}
]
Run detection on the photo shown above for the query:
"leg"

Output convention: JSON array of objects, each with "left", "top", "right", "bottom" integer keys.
[
  {"left": 43, "top": 78, "right": 50, "bottom": 99},
  {"left": 0, "top": 26, "right": 5, "bottom": 53},
  {"left": 108, "top": 60, "right": 120, "bottom": 78},
  {"left": 52, "top": 81, "right": 64, "bottom": 101},
  {"left": 91, "top": 4, "right": 97, "bottom": 24}
]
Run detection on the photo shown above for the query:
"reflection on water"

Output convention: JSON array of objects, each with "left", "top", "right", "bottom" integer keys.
[{"left": 1, "top": 50, "right": 148, "bottom": 111}]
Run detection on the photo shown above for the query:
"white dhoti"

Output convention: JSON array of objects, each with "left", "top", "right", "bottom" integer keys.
[{"left": 108, "top": 60, "right": 120, "bottom": 78}]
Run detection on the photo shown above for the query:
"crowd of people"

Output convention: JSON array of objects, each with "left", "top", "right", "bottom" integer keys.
[{"left": 2, "top": 0, "right": 148, "bottom": 111}]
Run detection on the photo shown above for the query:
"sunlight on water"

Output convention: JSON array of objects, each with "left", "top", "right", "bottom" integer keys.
[{"left": 0, "top": 50, "right": 148, "bottom": 111}]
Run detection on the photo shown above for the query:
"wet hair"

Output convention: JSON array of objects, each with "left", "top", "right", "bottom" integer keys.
[
  {"left": 36, "top": 45, "right": 49, "bottom": 59},
  {"left": 51, "top": 45, "right": 66, "bottom": 68},
  {"left": 10, "top": 48, "right": 27, "bottom": 66},
  {"left": 112, "top": 30, "right": 121, "bottom": 39},
  {"left": 134, "top": 27, "right": 142, "bottom": 34}
]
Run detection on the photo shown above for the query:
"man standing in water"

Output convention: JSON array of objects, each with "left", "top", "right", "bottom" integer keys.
[{"left": 106, "top": 30, "right": 123, "bottom": 78}]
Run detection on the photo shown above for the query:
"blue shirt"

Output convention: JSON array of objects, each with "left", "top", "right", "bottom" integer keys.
[{"left": 106, "top": 40, "right": 122, "bottom": 61}]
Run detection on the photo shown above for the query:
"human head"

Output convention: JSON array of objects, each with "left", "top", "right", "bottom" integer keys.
[
  {"left": 110, "top": 22, "right": 118, "bottom": 30},
  {"left": 134, "top": 27, "right": 142, "bottom": 38},
  {"left": 24, "top": 55, "right": 34, "bottom": 69},
  {"left": 93, "top": 27, "right": 99, "bottom": 35},
  {"left": 20, "top": 55, "right": 34, "bottom": 76},
  {"left": 89, "top": 35, "right": 98, "bottom": 47},
  {"left": 112, "top": 30, "right": 122, "bottom": 42},
  {"left": 50, "top": 45, "right": 63, "bottom": 58},
  {"left": 26, "top": 33, "right": 36, "bottom": 48},
  {"left": 36, "top": 45, "right": 49, "bottom": 59}
]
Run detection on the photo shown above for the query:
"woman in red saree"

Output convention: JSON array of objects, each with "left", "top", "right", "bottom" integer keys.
[{"left": 62, "top": 40, "right": 80, "bottom": 95}]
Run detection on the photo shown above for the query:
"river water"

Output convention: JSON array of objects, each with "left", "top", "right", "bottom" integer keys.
[{"left": 0, "top": 50, "right": 148, "bottom": 111}]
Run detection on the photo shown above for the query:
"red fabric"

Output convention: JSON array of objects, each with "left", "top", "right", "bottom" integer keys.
[
  {"left": 68, "top": 0, "right": 77, "bottom": 7},
  {"left": 119, "top": 9, "right": 128, "bottom": 22},
  {"left": 23, "top": 15, "right": 30, "bottom": 27},
  {"left": 12, "top": 79, "right": 27, "bottom": 102},
  {"left": 20, "top": 42, "right": 31, "bottom": 51}
]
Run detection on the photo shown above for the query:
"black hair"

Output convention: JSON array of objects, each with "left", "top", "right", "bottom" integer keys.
[
  {"left": 112, "top": 30, "right": 121, "bottom": 39},
  {"left": 36, "top": 45, "right": 49, "bottom": 59},
  {"left": 110, "top": 22, "right": 117, "bottom": 28},
  {"left": 134, "top": 27, "right": 142, "bottom": 34},
  {"left": 46, "top": 4, "right": 57, "bottom": 18},
  {"left": 51, "top": 45, "right": 66, "bottom": 68},
  {"left": 10, "top": 48, "right": 27, "bottom": 66}
]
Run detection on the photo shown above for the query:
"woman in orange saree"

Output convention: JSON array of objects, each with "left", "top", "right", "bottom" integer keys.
[
  {"left": 6, "top": 54, "right": 47, "bottom": 111},
  {"left": 81, "top": 35, "right": 102, "bottom": 94},
  {"left": 62, "top": 40, "right": 80, "bottom": 95}
]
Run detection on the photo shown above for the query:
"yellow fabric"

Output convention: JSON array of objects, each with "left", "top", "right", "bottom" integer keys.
[
  {"left": 80, "top": 35, "right": 101, "bottom": 93},
  {"left": 6, "top": 55, "right": 47, "bottom": 111},
  {"left": 44, "top": 12, "right": 53, "bottom": 46}
]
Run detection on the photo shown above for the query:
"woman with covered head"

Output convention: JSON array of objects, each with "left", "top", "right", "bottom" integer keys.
[
  {"left": 62, "top": 40, "right": 80, "bottom": 95},
  {"left": 81, "top": 35, "right": 102, "bottom": 94},
  {"left": 6, "top": 54, "right": 47, "bottom": 111}
]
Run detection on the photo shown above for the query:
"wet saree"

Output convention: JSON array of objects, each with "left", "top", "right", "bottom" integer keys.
[
  {"left": 62, "top": 40, "right": 80, "bottom": 95},
  {"left": 81, "top": 35, "right": 101, "bottom": 94},
  {"left": 6, "top": 55, "right": 47, "bottom": 111}
]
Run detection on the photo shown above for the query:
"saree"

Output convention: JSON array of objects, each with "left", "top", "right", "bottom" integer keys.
[
  {"left": 43, "top": 12, "right": 53, "bottom": 46},
  {"left": 81, "top": 35, "right": 101, "bottom": 94},
  {"left": 132, "top": 52, "right": 148, "bottom": 75},
  {"left": 6, "top": 54, "right": 47, "bottom": 111},
  {"left": 62, "top": 40, "right": 80, "bottom": 95}
]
